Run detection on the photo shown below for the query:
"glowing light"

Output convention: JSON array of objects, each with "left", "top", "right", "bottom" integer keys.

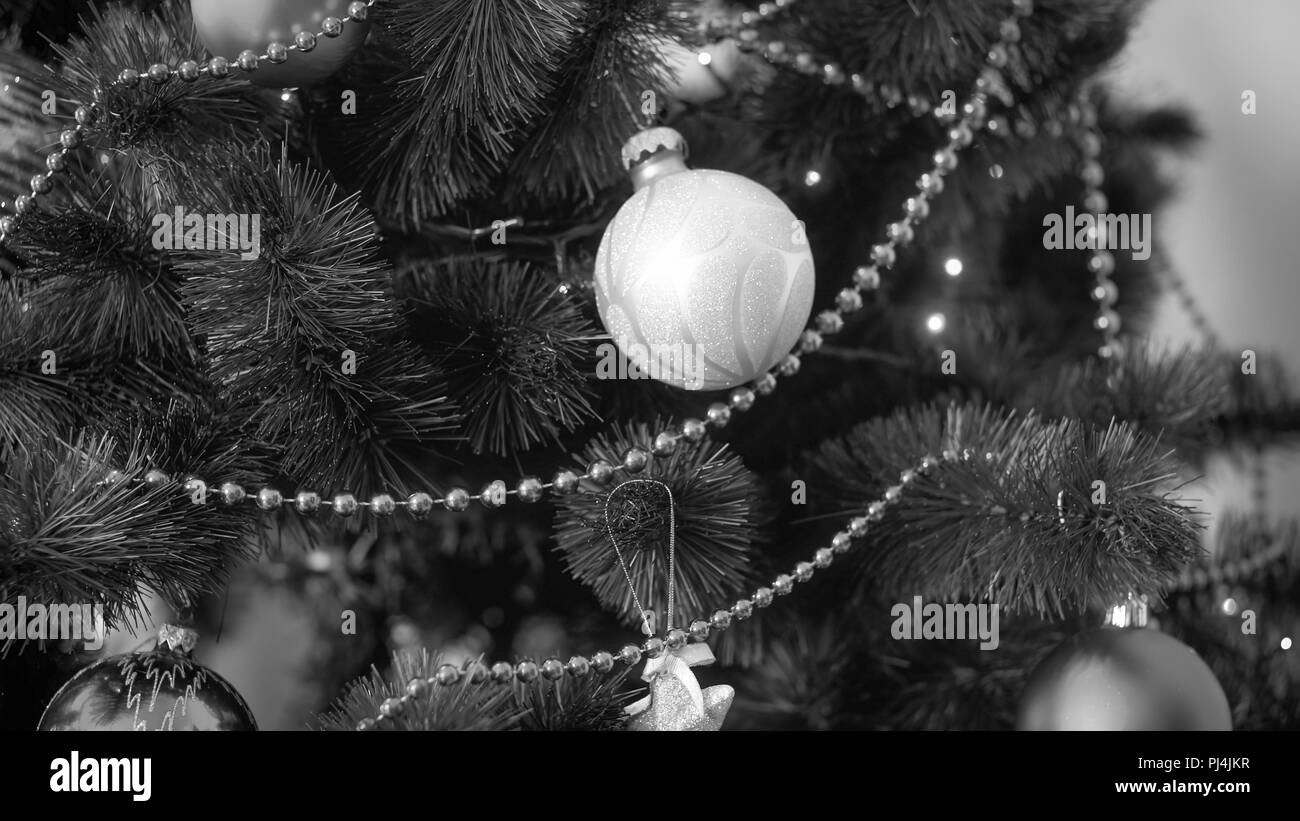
[
  {"left": 804, "top": 169, "right": 822, "bottom": 187},
  {"left": 943, "top": 257, "right": 963, "bottom": 277},
  {"left": 281, "top": 91, "right": 293, "bottom": 102},
  {"left": 926, "top": 312, "right": 946, "bottom": 333},
  {"left": 1283, "top": 637, "right": 1293, "bottom": 650},
  {"left": 305, "top": 551, "right": 332, "bottom": 572},
  {"left": 1221, "top": 597, "right": 1238, "bottom": 616},
  {"left": 989, "top": 163, "right": 1004, "bottom": 179},
  {"left": 697, "top": 51, "right": 713, "bottom": 66}
]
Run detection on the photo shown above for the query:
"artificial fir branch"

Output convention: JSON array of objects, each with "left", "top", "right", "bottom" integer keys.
[
  {"left": 0, "top": 161, "right": 206, "bottom": 453},
  {"left": 510, "top": 664, "right": 639, "bottom": 731},
  {"left": 5, "top": 158, "right": 198, "bottom": 361},
  {"left": 49, "top": 3, "right": 284, "bottom": 196},
  {"left": 504, "top": 0, "right": 690, "bottom": 204},
  {"left": 396, "top": 257, "right": 600, "bottom": 456},
  {"left": 729, "top": 608, "right": 1077, "bottom": 731},
  {"left": 173, "top": 143, "right": 459, "bottom": 494},
  {"left": 805, "top": 403, "right": 1201, "bottom": 616},
  {"left": 315, "top": 650, "right": 518, "bottom": 731},
  {"left": 1015, "top": 346, "right": 1233, "bottom": 452},
  {"left": 552, "top": 418, "right": 766, "bottom": 629},
  {"left": 312, "top": 0, "right": 578, "bottom": 223},
  {"left": 317, "top": 649, "right": 640, "bottom": 731},
  {"left": 0, "top": 430, "right": 255, "bottom": 634},
  {"left": 1009, "top": 345, "right": 1300, "bottom": 459}
]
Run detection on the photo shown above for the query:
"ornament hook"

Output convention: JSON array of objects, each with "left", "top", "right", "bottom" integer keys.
[{"left": 604, "top": 478, "right": 677, "bottom": 637}]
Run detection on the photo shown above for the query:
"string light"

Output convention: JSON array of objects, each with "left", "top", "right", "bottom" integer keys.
[
  {"left": 988, "top": 163, "right": 1004, "bottom": 179},
  {"left": 943, "top": 257, "right": 963, "bottom": 277},
  {"left": 697, "top": 51, "right": 713, "bottom": 66},
  {"left": 804, "top": 169, "right": 822, "bottom": 186},
  {"left": 1220, "top": 597, "right": 1237, "bottom": 616},
  {"left": 926, "top": 312, "right": 946, "bottom": 333},
  {"left": 1282, "top": 637, "right": 1293, "bottom": 651}
]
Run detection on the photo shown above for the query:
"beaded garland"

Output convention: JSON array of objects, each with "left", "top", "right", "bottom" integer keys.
[
  {"left": 354, "top": 450, "right": 955, "bottom": 731},
  {"left": 0, "top": 0, "right": 375, "bottom": 242},
  {"left": 5, "top": 0, "right": 1222, "bottom": 730},
  {"left": 98, "top": 0, "right": 1042, "bottom": 522}
]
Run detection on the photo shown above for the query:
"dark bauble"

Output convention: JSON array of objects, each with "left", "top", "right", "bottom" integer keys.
[
  {"left": 1018, "top": 626, "right": 1231, "bottom": 731},
  {"left": 38, "top": 648, "right": 256, "bottom": 731}
]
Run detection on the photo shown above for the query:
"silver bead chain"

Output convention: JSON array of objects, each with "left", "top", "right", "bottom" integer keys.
[
  {"left": 0, "top": 0, "right": 376, "bottom": 243},
  {"left": 7, "top": 0, "right": 1048, "bottom": 726},
  {"left": 353, "top": 451, "right": 953, "bottom": 730},
  {"left": 1072, "top": 93, "right": 1125, "bottom": 361},
  {"left": 35, "top": 0, "right": 1037, "bottom": 522}
]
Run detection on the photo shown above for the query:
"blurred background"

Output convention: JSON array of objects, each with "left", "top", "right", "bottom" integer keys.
[{"left": 1114, "top": 0, "right": 1300, "bottom": 532}]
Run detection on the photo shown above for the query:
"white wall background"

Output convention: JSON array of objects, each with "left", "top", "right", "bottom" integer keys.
[{"left": 1111, "top": 0, "right": 1300, "bottom": 538}]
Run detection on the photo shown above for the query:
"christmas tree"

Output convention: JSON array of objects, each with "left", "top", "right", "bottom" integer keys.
[{"left": 1, "top": 0, "right": 1295, "bottom": 732}]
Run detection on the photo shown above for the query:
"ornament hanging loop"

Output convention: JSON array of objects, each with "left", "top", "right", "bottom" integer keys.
[{"left": 604, "top": 478, "right": 678, "bottom": 637}]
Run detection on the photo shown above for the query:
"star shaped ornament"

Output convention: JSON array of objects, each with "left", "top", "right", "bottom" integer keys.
[{"left": 626, "top": 642, "right": 733, "bottom": 731}]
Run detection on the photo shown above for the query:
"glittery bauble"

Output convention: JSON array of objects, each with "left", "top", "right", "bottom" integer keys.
[
  {"left": 627, "top": 672, "right": 734, "bottom": 731},
  {"left": 1017, "top": 627, "right": 1231, "bottom": 731},
  {"left": 594, "top": 130, "right": 815, "bottom": 391},
  {"left": 38, "top": 647, "right": 257, "bottom": 731},
  {"left": 190, "top": 0, "right": 368, "bottom": 88},
  {"left": 625, "top": 642, "right": 733, "bottom": 731}
]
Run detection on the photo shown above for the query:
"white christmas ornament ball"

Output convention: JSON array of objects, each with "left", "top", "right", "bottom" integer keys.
[{"left": 594, "top": 128, "right": 815, "bottom": 391}]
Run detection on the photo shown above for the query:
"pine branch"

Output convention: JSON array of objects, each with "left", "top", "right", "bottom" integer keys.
[
  {"left": 1013, "top": 345, "right": 1300, "bottom": 459},
  {"left": 805, "top": 402, "right": 1201, "bottom": 617},
  {"left": 174, "top": 143, "right": 460, "bottom": 494},
  {"left": 396, "top": 257, "right": 600, "bottom": 456},
  {"left": 48, "top": 3, "right": 284, "bottom": 197},
  {"left": 0, "top": 429, "right": 255, "bottom": 634},
  {"left": 552, "top": 418, "right": 766, "bottom": 629},
  {"left": 315, "top": 650, "right": 519, "bottom": 731},
  {"left": 510, "top": 664, "right": 638, "bottom": 731},
  {"left": 729, "top": 608, "right": 1077, "bottom": 730},
  {"left": 311, "top": 0, "right": 579, "bottom": 223},
  {"left": 1015, "top": 345, "right": 1233, "bottom": 451},
  {"left": 0, "top": 159, "right": 206, "bottom": 452},
  {"left": 504, "top": 0, "right": 689, "bottom": 204}
]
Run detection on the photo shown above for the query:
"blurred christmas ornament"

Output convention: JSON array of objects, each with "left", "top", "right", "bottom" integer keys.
[
  {"left": 38, "top": 625, "right": 257, "bottom": 731},
  {"left": 190, "top": 0, "right": 369, "bottom": 88},
  {"left": 594, "top": 127, "right": 815, "bottom": 391},
  {"left": 627, "top": 642, "right": 733, "bottom": 731},
  {"left": 659, "top": 39, "right": 745, "bottom": 105},
  {"left": 1018, "top": 596, "right": 1231, "bottom": 731}
]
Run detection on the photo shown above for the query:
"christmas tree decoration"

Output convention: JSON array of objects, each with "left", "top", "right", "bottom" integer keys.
[
  {"left": 626, "top": 642, "right": 733, "bottom": 731},
  {"left": 552, "top": 419, "right": 764, "bottom": 628},
  {"left": 6, "top": 0, "right": 1298, "bottom": 739},
  {"left": 190, "top": 0, "right": 369, "bottom": 88},
  {"left": 397, "top": 258, "right": 600, "bottom": 456},
  {"left": 38, "top": 625, "right": 257, "bottom": 731},
  {"left": 316, "top": 649, "right": 517, "bottom": 731},
  {"left": 593, "top": 126, "right": 815, "bottom": 391},
  {"left": 1018, "top": 597, "right": 1231, "bottom": 731}
]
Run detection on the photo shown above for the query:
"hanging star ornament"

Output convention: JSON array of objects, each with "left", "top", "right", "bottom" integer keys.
[{"left": 625, "top": 642, "right": 733, "bottom": 731}]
